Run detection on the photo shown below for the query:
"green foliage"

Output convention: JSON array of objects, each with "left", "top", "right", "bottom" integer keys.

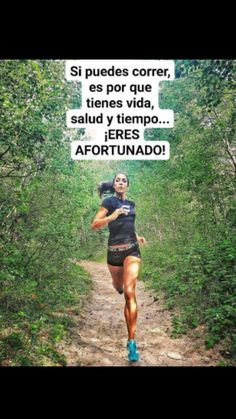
[
  {"left": 0, "top": 263, "right": 92, "bottom": 366},
  {"left": 0, "top": 60, "right": 95, "bottom": 365}
]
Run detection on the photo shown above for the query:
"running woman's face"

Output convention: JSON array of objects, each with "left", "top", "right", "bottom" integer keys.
[{"left": 113, "top": 174, "right": 129, "bottom": 193}]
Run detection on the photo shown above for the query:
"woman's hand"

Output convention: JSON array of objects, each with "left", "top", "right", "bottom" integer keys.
[
  {"left": 109, "top": 207, "right": 128, "bottom": 221},
  {"left": 137, "top": 236, "right": 147, "bottom": 245}
]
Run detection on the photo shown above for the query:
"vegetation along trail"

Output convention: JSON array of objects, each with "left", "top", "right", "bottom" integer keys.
[{"left": 57, "top": 261, "right": 224, "bottom": 366}]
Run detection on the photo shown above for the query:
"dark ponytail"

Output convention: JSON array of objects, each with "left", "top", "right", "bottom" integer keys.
[{"left": 97, "top": 181, "right": 115, "bottom": 199}]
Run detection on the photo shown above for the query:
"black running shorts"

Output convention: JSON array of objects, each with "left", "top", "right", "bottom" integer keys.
[{"left": 107, "top": 242, "right": 141, "bottom": 267}]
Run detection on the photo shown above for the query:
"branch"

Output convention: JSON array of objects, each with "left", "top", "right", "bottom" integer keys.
[
  {"left": 0, "top": 146, "right": 11, "bottom": 159},
  {"left": 222, "top": 138, "right": 236, "bottom": 176},
  {"left": 211, "top": 109, "right": 236, "bottom": 176}
]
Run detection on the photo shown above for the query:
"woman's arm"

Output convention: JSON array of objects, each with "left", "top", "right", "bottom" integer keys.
[
  {"left": 91, "top": 207, "right": 128, "bottom": 231},
  {"left": 91, "top": 208, "right": 111, "bottom": 230},
  {"left": 136, "top": 232, "right": 147, "bottom": 245}
]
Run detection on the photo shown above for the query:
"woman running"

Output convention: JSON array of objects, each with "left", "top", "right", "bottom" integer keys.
[{"left": 91, "top": 172, "right": 147, "bottom": 362}]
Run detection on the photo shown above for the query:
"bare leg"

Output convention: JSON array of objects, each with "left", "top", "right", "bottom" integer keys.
[
  {"left": 107, "top": 264, "right": 124, "bottom": 293},
  {"left": 123, "top": 256, "right": 141, "bottom": 340}
]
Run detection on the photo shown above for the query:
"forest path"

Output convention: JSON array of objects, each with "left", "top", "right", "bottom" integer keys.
[{"left": 57, "top": 260, "right": 224, "bottom": 366}]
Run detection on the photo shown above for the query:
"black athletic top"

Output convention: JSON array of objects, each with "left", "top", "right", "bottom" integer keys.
[{"left": 101, "top": 195, "right": 137, "bottom": 246}]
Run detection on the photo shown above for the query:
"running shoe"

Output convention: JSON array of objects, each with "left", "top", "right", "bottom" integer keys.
[{"left": 127, "top": 339, "right": 140, "bottom": 362}]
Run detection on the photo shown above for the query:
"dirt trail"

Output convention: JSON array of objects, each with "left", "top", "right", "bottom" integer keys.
[{"left": 57, "top": 260, "right": 224, "bottom": 366}]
